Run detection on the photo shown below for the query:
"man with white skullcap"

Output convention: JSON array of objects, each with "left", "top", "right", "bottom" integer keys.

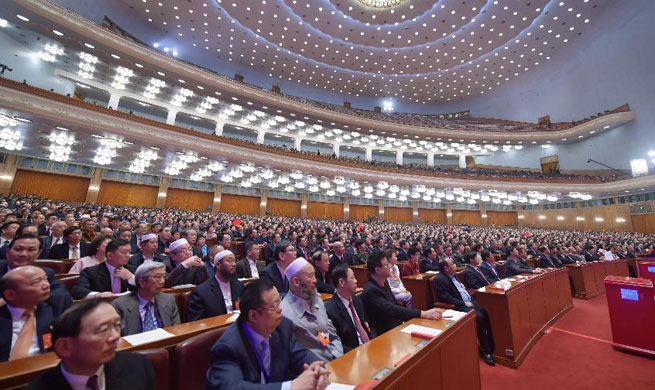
[
  {"left": 280, "top": 258, "right": 343, "bottom": 363},
  {"left": 128, "top": 233, "right": 167, "bottom": 267},
  {"left": 187, "top": 249, "right": 244, "bottom": 321},
  {"left": 162, "top": 238, "right": 208, "bottom": 288}
]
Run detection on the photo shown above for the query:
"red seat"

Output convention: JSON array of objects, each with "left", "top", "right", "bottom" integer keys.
[
  {"left": 136, "top": 348, "right": 170, "bottom": 390},
  {"left": 173, "top": 327, "right": 228, "bottom": 390},
  {"left": 34, "top": 260, "right": 73, "bottom": 274}
]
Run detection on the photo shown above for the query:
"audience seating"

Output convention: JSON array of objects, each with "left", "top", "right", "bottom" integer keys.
[
  {"left": 135, "top": 348, "right": 170, "bottom": 390},
  {"left": 172, "top": 327, "right": 228, "bottom": 390},
  {"left": 34, "top": 259, "right": 74, "bottom": 274}
]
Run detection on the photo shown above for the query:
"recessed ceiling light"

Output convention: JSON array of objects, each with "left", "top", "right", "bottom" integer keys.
[
  {"left": 157, "top": 71, "right": 165, "bottom": 76},
  {"left": 84, "top": 43, "right": 95, "bottom": 49},
  {"left": 135, "top": 63, "right": 143, "bottom": 68},
  {"left": 13, "top": 117, "right": 31, "bottom": 123},
  {"left": 111, "top": 54, "right": 120, "bottom": 59},
  {"left": 16, "top": 15, "right": 29, "bottom": 22},
  {"left": 52, "top": 30, "right": 63, "bottom": 36}
]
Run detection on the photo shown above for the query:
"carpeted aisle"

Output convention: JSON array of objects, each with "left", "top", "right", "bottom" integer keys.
[{"left": 480, "top": 293, "right": 655, "bottom": 390}]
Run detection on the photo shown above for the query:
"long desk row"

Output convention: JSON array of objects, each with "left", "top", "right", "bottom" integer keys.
[{"left": 567, "top": 259, "right": 630, "bottom": 299}]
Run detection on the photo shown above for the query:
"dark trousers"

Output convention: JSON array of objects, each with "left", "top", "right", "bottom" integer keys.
[{"left": 463, "top": 303, "right": 495, "bottom": 355}]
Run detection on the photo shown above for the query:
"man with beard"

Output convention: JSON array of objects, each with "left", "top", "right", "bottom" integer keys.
[{"left": 280, "top": 258, "right": 343, "bottom": 363}]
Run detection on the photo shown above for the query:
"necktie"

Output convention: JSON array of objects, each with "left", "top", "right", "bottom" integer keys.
[
  {"left": 142, "top": 302, "right": 158, "bottom": 332},
  {"left": 348, "top": 300, "right": 370, "bottom": 343},
  {"left": 475, "top": 267, "right": 489, "bottom": 284},
  {"left": 260, "top": 339, "right": 271, "bottom": 382},
  {"left": 10, "top": 308, "right": 36, "bottom": 360},
  {"left": 71, "top": 246, "right": 79, "bottom": 260},
  {"left": 86, "top": 374, "right": 99, "bottom": 390},
  {"left": 112, "top": 271, "right": 122, "bottom": 294}
]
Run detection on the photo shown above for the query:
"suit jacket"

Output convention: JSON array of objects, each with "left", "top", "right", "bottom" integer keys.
[
  {"left": 452, "top": 253, "right": 465, "bottom": 266},
  {"left": 396, "top": 249, "right": 409, "bottom": 262},
  {"left": 264, "top": 243, "right": 276, "bottom": 264},
  {"left": 27, "top": 351, "right": 155, "bottom": 390},
  {"left": 462, "top": 264, "right": 491, "bottom": 289},
  {"left": 186, "top": 276, "right": 244, "bottom": 321},
  {"left": 480, "top": 261, "right": 501, "bottom": 283},
  {"left": 326, "top": 294, "right": 374, "bottom": 353},
  {"left": 314, "top": 267, "right": 335, "bottom": 293},
  {"left": 47, "top": 242, "right": 90, "bottom": 260},
  {"left": 162, "top": 258, "right": 208, "bottom": 288},
  {"left": 538, "top": 254, "right": 562, "bottom": 269},
  {"left": 39, "top": 236, "right": 65, "bottom": 259},
  {"left": 0, "top": 262, "right": 68, "bottom": 297},
  {"left": 361, "top": 278, "right": 420, "bottom": 335},
  {"left": 37, "top": 224, "right": 48, "bottom": 237},
  {"left": 112, "top": 292, "right": 181, "bottom": 336},
  {"left": 71, "top": 262, "right": 137, "bottom": 299},
  {"left": 295, "top": 246, "right": 310, "bottom": 261},
  {"left": 259, "top": 262, "right": 289, "bottom": 294},
  {"left": 419, "top": 258, "right": 439, "bottom": 273},
  {"left": 504, "top": 258, "right": 534, "bottom": 278},
  {"left": 206, "top": 317, "right": 319, "bottom": 390},
  {"left": 130, "top": 235, "right": 141, "bottom": 254},
  {"left": 401, "top": 261, "right": 419, "bottom": 277},
  {"left": 0, "top": 293, "right": 73, "bottom": 361},
  {"left": 434, "top": 272, "right": 475, "bottom": 312},
  {"left": 328, "top": 254, "right": 350, "bottom": 276},
  {"left": 128, "top": 252, "right": 167, "bottom": 267},
  {"left": 236, "top": 258, "right": 266, "bottom": 279}
]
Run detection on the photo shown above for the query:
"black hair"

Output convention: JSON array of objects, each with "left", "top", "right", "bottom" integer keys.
[
  {"left": 8, "top": 233, "right": 42, "bottom": 251},
  {"left": 52, "top": 299, "right": 116, "bottom": 345},
  {"left": 105, "top": 238, "right": 130, "bottom": 254},
  {"left": 63, "top": 226, "right": 81, "bottom": 238},
  {"left": 366, "top": 250, "right": 386, "bottom": 274},
  {"left": 273, "top": 240, "right": 292, "bottom": 262},
  {"left": 331, "top": 263, "right": 350, "bottom": 287}
]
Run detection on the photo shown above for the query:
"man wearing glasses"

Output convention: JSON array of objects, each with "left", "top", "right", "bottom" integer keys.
[
  {"left": 260, "top": 241, "right": 297, "bottom": 296},
  {"left": 112, "top": 262, "right": 181, "bottom": 336},
  {"left": 162, "top": 238, "right": 208, "bottom": 288},
  {"left": 206, "top": 279, "right": 330, "bottom": 390}
]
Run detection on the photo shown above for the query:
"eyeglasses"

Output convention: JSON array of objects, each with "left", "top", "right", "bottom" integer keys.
[{"left": 258, "top": 298, "right": 282, "bottom": 312}]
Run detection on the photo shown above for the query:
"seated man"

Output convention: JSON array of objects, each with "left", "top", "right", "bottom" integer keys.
[
  {"left": 48, "top": 226, "right": 90, "bottom": 259},
  {"left": 0, "top": 266, "right": 72, "bottom": 361},
  {"left": 236, "top": 241, "right": 265, "bottom": 279},
  {"left": 479, "top": 250, "right": 501, "bottom": 283},
  {"left": 401, "top": 247, "right": 421, "bottom": 277},
  {"left": 504, "top": 247, "right": 542, "bottom": 278},
  {"left": 206, "top": 279, "right": 330, "bottom": 390},
  {"left": 260, "top": 240, "right": 296, "bottom": 295},
  {"left": 362, "top": 250, "right": 441, "bottom": 336},
  {"left": 420, "top": 247, "right": 440, "bottom": 273},
  {"left": 326, "top": 264, "right": 375, "bottom": 353},
  {"left": 435, "top": 258, "right": 495, "bottom": 366},
  {"left": 162, "top": 238, "right": 208, "bottom": 288},
  {"left": 27, "top": 299, "right": 155, "bottom": 390},
  {"left": 113, "top": 262, "right": 181, "bottom": 336},
  {"left": 187, "top": 250, "right": 244, "bottom": 321},
  {"left": 537, "top": 246, "right": 563, "bottom": 268},
  {"left": 71, "top": 239, "right": 137, "bottom": 300},
  {"left": 281, "top": 258, "right": 343, "bottom": 363},
  {"left": 463, "top": 252, "right": 492, "bottom": 289},
  {"left": 385, "top": 248, "right": 413, "bottom": 308},
  {"left": 312, "top": 250, "right": 334, "bottom": 294},
  {"left": 128, "top": 233, "right": 167, "bottom": 267}
]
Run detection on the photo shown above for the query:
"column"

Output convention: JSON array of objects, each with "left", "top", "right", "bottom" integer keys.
[
  {"left": 480, "top": 203, "right": 488, "bottom": 226},
  {"left": 427, "top": 153, "right": 435, "bottom": 167},
  {"left": 411, "top": 201, "right": 419, "bottom": 223},
  {"left": 458, "top": 154, "right": 466, "bottom": 168},
  {"left": 256, "top": 131, "right": 266, "bottom": 144},
  {"left": 365, "top": 148, "right": 373, "bottom": 161},
  {"left": 107, "top": 92, "right": 122, "bottom": 110},
  {"left": 259, "top": 189, "right": 268, "bottom": 215},
  {"left": 85, "top": 168, "right": 103, "bottom": 204},
  {"left": 378, "top": 199, "right": 384, "bottom": 220},
  {"left": 446, "top": 203, "right": 453, "bottom": 224},
  {"left": 215, "top": 121, "right": 225, "bottom": 137},
  {"left": 343, "top": 197, "right": 350, "bottom": 220},
  {"left": 333, "top": 143, "right": 340, "bottom": 157},
  {"left": 0, "top": 154, "right": 18, "bottom": 196},
  {"left": 212, "top": 184, "right": 223, "bottom": 212},
  {"left": 166, "top": 109, "right": 178, "bottom": 125},
  {"left": 517, "top": 205, "right": 525, "bottom": 226},
  {"left": 294, "top": 137, "right": 302, "bottom": 151},
  {"left": 156, "top": 177, "right": 169, "bottom": 208},
  {"left": 300, "top": 192, "right": 308, "bottom": 218},
  {"left": 396, "top": 150, "right": 403, "bottom": 165}
]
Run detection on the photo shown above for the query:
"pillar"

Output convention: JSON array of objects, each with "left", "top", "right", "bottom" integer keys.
[
  {"left": 378, "top": 199, "right": 384, "bottom": 220},
  {"left": 0, "top": 154, "right": 18, "bottom": 196},
  {"left": 365, "top": 148, "right": 372, "bottom": 161},
  {"left": 427, "top": 153, "right": 435, "bottom": 167},
  {"left": 215, "top": 121, "right": 225, "bottom": 137},
  {"left": 396, "top": 150, "right": 403, "bottom": 165},
  {"left": 260, "top": 189, "right": 268, "bottom": 215},
  {"left": 294, "top": 137, "right": 302, "bottom": 151},
  {"left": 411, "top": 201, "right": 419, "bottom": 223},
  {"left": 343, "top": 197, "right": 350, "bottom": 220},
  {"left": 480, "top": 203, "right": 488, "bottom": 226},
  {"left": 333, "top": 144, "right": 340, "bottom": 157},
  {"left": 85, "top": 168, "right": 103, "bottom": 204},
  {"left": 156, "top": 177, "right": 169, "bottom": 208},
  {"left": 212, "top": 184, "right": 222, "bottom": 212},
  {"left": 517, "top": 205, "right": 525, "bottom": 226},
  {"left": 256, "top": 131, "right": 266, "bottom": 144},
  {"left": 166, "top": 109, "right": 178, "bottom": 125},
  {"left": 458, "top": 154, "right": 466, "bottom": 168},
  {"left": 446, "top": 203, "right": 453, "bottom": 224},
  {"left": 300, "top": 192, "right": 308, "bottom": 218},
  {"left": 108, "top": 92, "right": 121, "bottom": 110}
]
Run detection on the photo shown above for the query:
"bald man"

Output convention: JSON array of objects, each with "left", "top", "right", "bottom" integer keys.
[{"left": 0, "top": 266, "right": 72, "bottom": 361}]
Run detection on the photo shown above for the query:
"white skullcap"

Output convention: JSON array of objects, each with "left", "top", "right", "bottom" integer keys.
[
  {"left": 81, "top": 214, "right": 90, "bottom": 219},
  {"left": 213, "top": 250, "right": 235, "bottom": 265},
  {"left": 285, "top": 258, "right": 310, "bottom": 281},
  {"left": 169, "top": 238, "right": 189, "bottom": 252},
  {"left": 142, "top": 233, "right": 157, "bottom": 242}
]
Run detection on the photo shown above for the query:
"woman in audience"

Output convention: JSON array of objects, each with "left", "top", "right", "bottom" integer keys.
[
  {"left": 68, "top": 235, "right": 112, "bottom": 274},
  {"left": 384, "top": 248, "right": 414, "bottom": 308}
]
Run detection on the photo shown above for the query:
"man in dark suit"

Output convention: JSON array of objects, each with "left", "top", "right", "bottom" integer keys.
[
  {"left": 187, "top": 250, "right": 244, "bottom": 321},
  {"left": 260, "top": 241, "right": 296, "bottom": 295},
  {"left": 0, "top": 266, "right": 72, "bottom": 361},
  {"left": 182, "top": 229, "right": 204, "bottom": 258},
  {"left": 295, "top": 236, "right": 310, "bottom": 261},
  {"left": 264, "top": 233, "right": 281, "bottom": 264},
  {"left": 312, "top": 251, "right": 334, "bottom": 293},
  {"left": 480, "top": 250, "right": 501, "bottom": 283},
  {"left": 326, "top": 264, "right": 374, "bottom": 353},
  {"left": 112, "top": 262, "right": 180, "bottom": 336},
  {"left": 435, "top": 258, "right": 495, "bottom": 366},
  {"left": 128, "top": 234, "right": 167, "bottom": 266},
  {"left": 504, "top": 247, "right": 542, "bottom": 278},
  {"left": 48, "top": 226, "right": 90, "bottom": 260},
  {"left": 71, "top": 239, "right": 137, "bottom": 300},
  {"left": 463, "top": 252, "right": 491, "bottom": 289},
  {"left": 27, "top": 299, "right": 155, "bottom": 390},
  {"left": 537, "top": 246, "right": 563, "bottom": 269},
  {"left": 235, "top": 241, "right": 265, "bottom": 279},
  {"left": 39, "top": 221, "right": 67, "bottom": 259},
  {"left": 361, "top": 250, "right": 441, "bottom": 336},
  {"left": 206, "top": 279, "right": 330, "bottom": 389},
  {"left": 420, "top": 247, "right": 440, "bottom": 273},
  {"left": 328, "top": 241, "right": 351, "bottom": 277},
  {"left": 130, "top": 222, "right": 147, "bottom": 255},
  {"left": 397, "top": 240, "right": 410, "bottom": 262},
  {"left": 162, "top": 238, "right": 208, "bottom": 288}
]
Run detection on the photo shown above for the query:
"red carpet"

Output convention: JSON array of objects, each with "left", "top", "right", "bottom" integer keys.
[{"left": 480, "top": 293, "right": 655, "bottom": 390}]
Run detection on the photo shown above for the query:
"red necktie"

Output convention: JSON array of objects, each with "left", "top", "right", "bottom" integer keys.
[{"left": 348, "top": 300, "right": 370, "bottom": 343}]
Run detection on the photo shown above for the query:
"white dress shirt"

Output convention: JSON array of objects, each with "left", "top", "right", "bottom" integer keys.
[
  {"left": 246, "top": 258, "right": 259, "bottom": 279},
  {"left": 68, "top": 243, "right": 81, "bottom": 259},
  {"left": 215, "top": 275, "right": 233, "bottom": 313},
  {"left": 137, "top": 294, "right": 159, "bottom": 326},
  {"left": 6, "top": 304, "right": 40, "bottom": 357},
  {"left": 336, "top": 292, "right": 363, "bottom": 345},
  {"left": 60, "top": 363, "right": 105, "bottom": 390},
  {"left": 50, "top": 236, "right": 64, "bottom": 248}
]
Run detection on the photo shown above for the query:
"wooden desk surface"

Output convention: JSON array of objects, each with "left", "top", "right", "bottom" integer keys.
[
  {"left": 566, "top": 260, "right": 629, "bottom": 299},
  {"left": 327, "top": 314, "right": 481, "bottom": 390}
]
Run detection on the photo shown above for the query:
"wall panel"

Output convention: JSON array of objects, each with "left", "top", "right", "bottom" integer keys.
[
  {"left": 631, "top": 214, "right": 655, "bottom": 233},
  {"left": 307, "top": 201, "right": 343, "bottom": 220},
  {"left": 418, "top": 209, "right": 447, "bottom": 224},
  {"left": 219, "top": 194, "right": 259, "bottom": 215},
  {"left": 165, "top": 188, "right": 213, "bottom": 211},
  {"left": 384, "top": 207, "right": 413, "bottom": 223},
  {"left": 350, "top": 205, "right": 378, "bottom": 221},
  {"left": 487, "top": 211, "right": 518, "bottom": 226},
  {"left": 97, "top": 180, "right": 158, "bottom": 207},
  {"left": 519, "top": 204, "right": 634, "bottom": 231},
  {"left": 268, "top": 198, "right": 301, "bottom": 217},
  {"left": 452, "top": 210, "right": 482, "bottom": 225},
  {"left": 10, "top": 169, "right": 89, "bottom": 202}
]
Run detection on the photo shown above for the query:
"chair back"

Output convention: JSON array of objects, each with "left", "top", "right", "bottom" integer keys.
[
  {"left": 58, "top": 275, "right": 79, "bottom": 292},
  {"left": 136, "top": 348, "right": 170, "bottom": 390},
  {"left": 173, "top": 327, "right": 228, "bottom": 390},
  {"left": 34, "top": 260, "right": 73, "bottom": 274}
]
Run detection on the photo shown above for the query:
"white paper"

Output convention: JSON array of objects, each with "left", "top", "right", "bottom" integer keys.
[
  {"left": 226, "top": 313, "right": 240, "bottom": 323},
  {"left": 400, "top": 324, "right": 442, "bottom": 337},
  {"left": 122, "top": 328, "right": 175, "bottom": 346},
  {"left": 171, "top": 284, "right": 196, "bottom": 289},
  {"left": 326, "top": 384, "right": 356, "bottom": 390},
  {"left": 441, "top": 309, "right": 467, "bottom": 321},
  {"left": 424, "top": 271, "right": 438, "bottom": 274}
]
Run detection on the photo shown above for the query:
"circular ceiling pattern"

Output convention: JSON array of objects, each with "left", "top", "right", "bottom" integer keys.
[{"left": 114, "top": 0, "right": 608, "bottom": 103}]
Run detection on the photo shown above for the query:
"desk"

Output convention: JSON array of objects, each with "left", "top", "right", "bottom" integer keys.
[
  {"left": 327, "top": 314, "right": 481, "bottom": 390},
  {"left": 566, "top": 260, "right": 629, "bottom": 299},
  {"left": 474, "top": 269, "right": 573, "bottom": 368},
  {"left": 352, "top": 264, "right": 370, "bottom": 287},
  {"left": 402, "top": 273, "right": 437, "bottom": 310}
]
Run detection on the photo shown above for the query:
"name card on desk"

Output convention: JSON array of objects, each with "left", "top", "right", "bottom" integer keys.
[
  {"left": 425, "top": 271, "right": 438, "bottom": 275},
  {"left": 400, "top": 324, "right": 442, "bottom": 337},
  {"left": 326, "top": 384, "right": 356, "bottom": 390},
  {"left": 441, "top": 309, "right": 468, "bottom": 322},
  {"left": 122, "top": 328, "right": 174, "bottom": 346}
]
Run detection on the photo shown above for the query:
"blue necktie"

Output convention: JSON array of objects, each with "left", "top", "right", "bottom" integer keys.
[
  {"left": 143, "top": 302, "right": 158, "bottom": 332},
  {"left": 260, "top": 339, "right": 271, "bottom": 382}
]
